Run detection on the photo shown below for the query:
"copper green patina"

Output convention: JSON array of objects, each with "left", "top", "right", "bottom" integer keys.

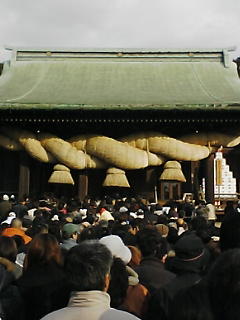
[{"left": 0, "top": 47, "right": 240, "bottom": 110}]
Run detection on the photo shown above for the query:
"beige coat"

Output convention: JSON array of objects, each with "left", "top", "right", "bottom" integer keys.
[{"left": 41, "top": 290, "right": 140, "bottom": 320}]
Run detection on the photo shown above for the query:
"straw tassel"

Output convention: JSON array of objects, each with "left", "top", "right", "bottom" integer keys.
[
  {"left": 48, "top": 164, "right": 74, "bottom": 185},
  {"left": 103, "top": 168, "right": 130, "bottom": 187},
  {"left": 160, "top": 161, "right": 186, "bottom": 182}
]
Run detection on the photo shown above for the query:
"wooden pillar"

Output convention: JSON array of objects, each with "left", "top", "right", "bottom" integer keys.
[
  {"left": 78, "top": 171, "right": 88, "bottom": 202},
  {"left": 192, "top": 161, "right": 200, "bottom": 202},
  {"left": 145, "top": 168, "right": 157, "bottom": 201},
  {"left": 203, "top": 154, "right": 214, "bottom": 204},
  {"left": 18, "top": 152, "right": 30, "bottom": 200}
]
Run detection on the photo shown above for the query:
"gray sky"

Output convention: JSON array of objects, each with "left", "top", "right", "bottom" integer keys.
[{"left": 1, "top": 0, "right": 240, "bottom": 59}]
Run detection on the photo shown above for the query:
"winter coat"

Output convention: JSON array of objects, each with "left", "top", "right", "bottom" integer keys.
[
  {"left": 60, "top": 238, "right": 77, "bottom": 251},
  {"left": 0, "top": 201, "right": 12, "bottom": 222},
  {"left": 41, "top": 290, "right": 140, "bottom": 320},
  {"left": 17, "top": 263, "right": 68, "bottom": 320},
  {"left": 0, "top": 264, "right": 24, "bottom": 320},
  {"left": 121, "top": 266, "right": 150, "bottom": 319},
  {"left": 147, "top": 256, "right": 203, "bottom": 320},
  {"left": 134, "top": 257, "right": 175, "bottom": 294}
]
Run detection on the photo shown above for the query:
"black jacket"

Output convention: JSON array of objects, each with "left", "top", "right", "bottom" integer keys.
[
  {"left": 0, "top": 264, "right": 24, "bottom": 320},
  {"left": 134, "top": 256, "right": 175, "bottom": 295},
  {"left": 17, "top": 263, "right": 68, "bottom": 320},
  {"left": 147, "top": 256, "right": 203, "bottom": 320}
]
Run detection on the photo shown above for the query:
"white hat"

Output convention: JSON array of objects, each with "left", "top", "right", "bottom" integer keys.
[
  {"left": 100, "top": 235, "right": 132, "bottom": 265},
  {"left": 99, "top": 210, "right": 114, "bottom": 222},
  {"left": 3, "top": 194, "right": 9, "bottom": 201},
  {"left": 79, "top": 209, "right": 87, "bottom": 219},
  {"left": 130, "top": 212, "right": 137, "bottom": 219},
  {"left": 154, "top": 210, "right": 163, "bottom": 216},
  {"left": 1, "top": 212, "right": 16, "bottom": 225},
  {"left": 119, "top": 206, "right": 128, "bottom": 213},
  {"left": 51, "top": 215, "right": 59, "bottom": 221}
]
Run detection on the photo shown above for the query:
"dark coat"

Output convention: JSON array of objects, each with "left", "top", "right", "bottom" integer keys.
[
  {"left": 17, "top": 263, "right": 68, "bottom": 320},
  {"left": 134, "top": 257, "right": 175, "bottom": 294},
  {"left": 146, "top": 256, "right": 203, "bottom": 320},
  {"left": 0, "top": 201, "right": 12, "bottom": 221},
  {"left": 0, "top": 264, "right": 24, "bottom": 320}
]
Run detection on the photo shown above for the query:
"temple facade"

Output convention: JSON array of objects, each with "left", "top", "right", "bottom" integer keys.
[{"left": 0, "top": 47, "right": 240, "bottom": 203}]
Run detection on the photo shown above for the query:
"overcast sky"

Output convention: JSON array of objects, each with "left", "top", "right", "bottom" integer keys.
[{"left": 1, "top": 0, "right": 240, "bottom": 59}]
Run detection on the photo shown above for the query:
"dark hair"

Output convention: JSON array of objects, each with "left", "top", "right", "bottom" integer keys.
[
  {"left": 167, "top": 226, "right": 179, "bottom": 245},
  {"left": 207, "top": 249, "right": 240, "bottom": 319},
  {"left": 24, "top": 233, "right": 62, "bottom": 269},
  {"left": 0, "top": 236, "right": 17, "bottom": 262},
  {"left": 12, "top": 235, "right": 25, "bottom": 252},
  {"left": 169, "top": 283, "right": 213, "bottom": 320},
  {"left": 64, "top": 240, "right": 113, "bottom": 291},
  {"left": 48, "top": 220, "right": 62, "bottom": 243},
  {"left": 190, "top": 216, "right": 208, "bottom": 232},
  {"left": 78, "top": 227, "right": 97, "bottom": 242},
  {"left": 136, "top": 228, "right": 167, "bottom": 259},
  {"left": 108, "top": 257, "right": 128, "bottom": 308},
  {"left": 26, "top": 216, "right": 49, "bottom": 238},
  {"left": 220, "top": 214, "right": 240, "bottom": 251}
]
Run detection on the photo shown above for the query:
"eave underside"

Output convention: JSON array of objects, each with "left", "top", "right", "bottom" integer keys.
[{"left": 1, "top": 105, "right": 240, "bottom": 137}]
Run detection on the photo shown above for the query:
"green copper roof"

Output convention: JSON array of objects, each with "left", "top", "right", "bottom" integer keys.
[{"left": 0, "top": 48, "right": 240, "bottom": 109}]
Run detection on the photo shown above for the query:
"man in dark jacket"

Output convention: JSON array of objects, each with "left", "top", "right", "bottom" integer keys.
[
  {"left": 0, "top": 195, "right": 12, "bottom": 222},
  {"left": 134, "top": 228, "right": 175, "bottom": 294},
  {"left": 147, "top": 233, "right": 207, "bottom": 320}
]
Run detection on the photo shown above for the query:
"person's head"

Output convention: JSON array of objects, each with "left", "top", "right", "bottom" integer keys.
[
  {"left": 62, "top": 223, "right": 79, "bottom": 240},
  {"left": 128, "top": 245, "right": 142, "bottom": 268},
  {"left": 206, "top": 249, "right": 240, "bottom": 319},
  {"left": 190, "top": 216, "right": 208, "bottom": 232},
  {"left": 0, "top": 236, "right": 17, "bottom": 262},
  {"left": 220, "top": 214, "right": 240, "bottom": 251},
  {"left": 99, "top": 234, "right": 132, "bottom": 265},
  {"left": 2, "top": 194, "right": 9, "bottom": 201},
  {"left": 65, "top": 240, "right": 113, "bottom": 291},
  {"left": 24, "top": 233, "right": 62, "bottom": 270},
  {"left": 155, "top": 224, "right": 169, "bottom": 238},
  {"left": 26, "top": 216, "right": 48, "bottom": 237},
  {"left": 168, "top": 233, "right": 208, "bottom": 274},
  {"left": 108, "top": 257, "right": 128, "bottom": 308},
  {"left": 136, "top": 228, "right": 167, "bottom": 260},
  {"left": 10, "top": 218, "right": 22, "bottom": 229},
  {"left": 174, "top": 234, "right": 204, "bottom": 260},
  {"left": 48, "top": 220, "right": 62, "bottom": 243}
]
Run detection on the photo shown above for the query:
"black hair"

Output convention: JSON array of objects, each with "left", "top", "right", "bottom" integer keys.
[
  {"left": 108, "top": 257, "right": 128, "bottom": 308},
  {"left": 78, "top": 227, "right": 97, "bottom": 242},
  {"left": 220, "top": 214, "right": 240, "bottom": 251},
  {"left": 166, "top": 226, "right": 179, "bottom": 245},
  {"left": 0, "top": 236, "right": 17, "bottom": 262},
  {"left": 136, "top": 228, "right": 167, "bottom": 259},
  {"left": 64, "top": 240, "right": 113, "bottom": 291},
  {"left": 12, "top": 235, "right": 25, "bottom": 252},
  {"left": 206, "top": 248, "right": 240, "bottom": 319},
  {"left": 169, "top": 283, "right": 213, "bottom": 320},
  {"left": 190, "top": 216, "right": 208, "bottom": 232}
]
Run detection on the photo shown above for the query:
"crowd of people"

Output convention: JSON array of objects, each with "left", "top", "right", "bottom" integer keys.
[{"left": 0, "top": 192, "right": 239, "bottom": 320}]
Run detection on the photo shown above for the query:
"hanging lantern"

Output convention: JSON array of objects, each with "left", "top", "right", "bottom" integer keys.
[
  {"left": 103, "top": 167, "right": 130, "bottom": 187},
  {"left": 159, "top": 161, "right": 186, "bottom": 182},
  {"left": 48, "top": 164, "right": 74, "bottom": 185}
]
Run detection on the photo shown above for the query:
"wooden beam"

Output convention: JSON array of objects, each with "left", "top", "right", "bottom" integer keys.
[
  {"left": 18, "top": 152, "right": 30, "bottom": 201},
  {"left": 78, "top": 172, "right": 88, "bottom": 202}
]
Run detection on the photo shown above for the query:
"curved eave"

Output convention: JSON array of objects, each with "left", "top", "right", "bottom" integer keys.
[{"left": 0, "top": 102, "right": 240, "bottom": 111}]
